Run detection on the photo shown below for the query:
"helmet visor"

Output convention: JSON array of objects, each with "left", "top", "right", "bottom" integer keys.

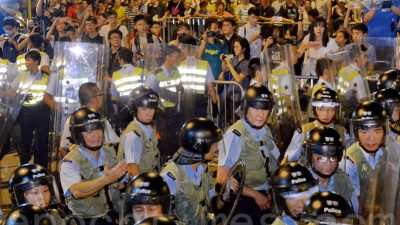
[{"left": 12, "top": 175, "right": 61, "bottom": 208}]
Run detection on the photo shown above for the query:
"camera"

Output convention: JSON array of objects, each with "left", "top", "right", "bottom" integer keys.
[
  {"left": 207, "top": 31, "right": 216, "bottom": 38},
  {"left": 382, "top": 0, "right": 393, "bottom": 8},
  {"left": 177, "top": 34, "right": 189, "bottom": 43}
]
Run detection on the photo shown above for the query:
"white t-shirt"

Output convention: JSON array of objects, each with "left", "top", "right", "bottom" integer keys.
[
  {"left": 235, "top": 3, "right": 255, "bottom": 23},
  {"left": 301, "top": 34, "right": 339, "bottom": 76}
]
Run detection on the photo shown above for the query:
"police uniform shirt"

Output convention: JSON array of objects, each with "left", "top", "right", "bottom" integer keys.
[
  {"left": 218, "top": 118, "right": 280, "bottom": 190},
  {"left": 161, "top": 163, "right": 215, "bottom": 199},
  {"left": 309, "top": 169, "right": 359, "bottom": 213},
  {"left": 111, "top": 64, "right": 139, "bottom": 98},
  {"left": 122, "top": 119, "right": 153, "bottom": 165},
  {"left": 60, "top": 146, "right": 126, "bottom": 196},
  {"left": 340, "top": 144, "right": 384, "bottom": 198},
  {"left": 144, "top": 65, "right": 179, "bottom": 92},
  {"left": 284, "top": 120, "right": 350, "bottom": 162},
  {"left": 59, "top": 116, "right": 120, "bottom": 149}
]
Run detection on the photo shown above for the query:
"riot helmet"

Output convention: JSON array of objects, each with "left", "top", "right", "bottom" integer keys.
[
  {"left": 69, "top": 106, "right": 105, "bottom": 151},
  {"left": 2, "top": 204, "right": 55, "bottom": 225},
  {"left": 134, "top": 216, "right": 176, "bottom": 225},
  {"left": 301, "top": 192, "right": 356, "bottom": 225},
  {"left": 121, "top": 172, "right": 172, "bottom": 224},
  {"left": 351, "top": 101, "right": 387, "bottom": 153},
  {"left": 272, "top": 162, "right": 319, "bottom": 219},
  {"left": 8, "top": 164, "right": 60, "bottom": 209},
  {"left": 128, "top": 86, "right": 160, "bottom": 124},
  {"left": 377, "top": 70, "right": 400, "bottom": 91},
  {"left": 309, "top": 87, "right": 341, "bottom": 125},
  {"left": 304, "top": 127, "right": 344, "bottom": 178},
  {"left": 373, "top": 88, "right": 400, "bottom": 134},
  {"left": 241, "top": 84, "right": 274, "bottom": 128},
  {"left": 174, "top": 118, "right": 223, "bottom": 165}
]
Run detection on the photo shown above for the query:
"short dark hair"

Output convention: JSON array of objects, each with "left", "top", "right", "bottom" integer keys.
[
  {"left": 58, "top": 36, "right": 73, "bottom": 42},
  {"left": 3, "top": 17, "right": 19, "bottom": 27},
  {"left": 118, "top": 48, "right": 133, "bottom": 64},
  {"left": 315, "top": 58, "right": 333, "bottom": 78},
  {"left": 352, "top": 23, "right": 368, "bottom": 34},
  {"left": 106, "top": 11, "right": 117, "bottom": 18},
  {"left": 205, "top": 18, "right": 218, "bottom": 30},
  {"left": 86, "top": 16, "right": 97, "bottom": 24},
  {"left": 78, "top": 82, "right": 99, "bottom": 106},
  {"left": 180, "top": 35, "right": 197, "bottom": 45},
  {"left": 248, "top": 57, "right": 261, "bottom": 79},
  {"left": 25, "top": 50, "right": 41, "bottom": 64},
  {"left": 65, "top": 25, "right": 76, "bottom": 33},
  {"left": 307, "top": 9, "right": 319, "bottom": 18},
  {"left": 108, "top": 29, "right": 123, "bottom": 39},
  {"left": 29, "top": 34, "right": 43, "bottom": 49},
  {"left": 222, "top": 17, "right": 237, "bottom": 27},
  {"left": 248, "top": 7, "right": 260, "bottom": 17},
  {"left": 133, "top": 15, "right": 152, "bottom": 25}
]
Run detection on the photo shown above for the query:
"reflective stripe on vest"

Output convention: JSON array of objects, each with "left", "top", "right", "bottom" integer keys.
[
  {"left": 112, "top": 67, "right": 143, "bottom": 96},
  {"left": 156, "top": 69, "right": 181, "bottom": 108},
  {"left": 22, "top": 73, "right": 49, "bottom": 106},
  {"left": 178, "top": 60, "right": 208, "bottom": 94}
]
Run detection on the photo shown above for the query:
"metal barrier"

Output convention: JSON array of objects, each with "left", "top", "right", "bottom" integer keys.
[
  {"left": 161, "top": 17, "right": 207, "bottom": 43},
  {"left": 209, "top": 80, "right": 244, "bottom": 130}
]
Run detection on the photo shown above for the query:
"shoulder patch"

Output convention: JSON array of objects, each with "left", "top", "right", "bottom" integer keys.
[
  {"left": 345, "top": 155, "right": 355, "bottom": 164},
  {"left": 232, "top": 129, "right": 241, "bottom": 137},
  {"left": 133, "top": 130, "right": 141, "bottom": 137},
  {"left": 166, "top": 172, "right": 176, "bottom": 181}
]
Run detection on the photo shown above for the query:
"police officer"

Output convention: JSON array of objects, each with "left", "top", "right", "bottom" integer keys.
[
  {"left": 218, "top": 84, "right": 280, "bottom": 225},
  {"left": 342, "top": 101, "right": 387, "bottom": 217},
  {"left": 1, "top": 204, "right": 55, "bottom": 225},
  {"left": 16, "top": 34, "right": 51, "bottom": 74},
  {"left": 134, "top": 216, "right": 177, "bottom": 225},
  {"left": 377, "top": 70, "right": 400, "bottom": 91},
  {"left": 301, "top": 191, "right": 356, "bottom": 225},
  {"left": 59, "top": 82, "right": 119, "bottom": 157},
  {"left": 271, "top": 162, "right": 319, "bottom": 225},
  {"left": 111, "top": 48, "right": 143, "bottom": 131},
  {"left": 60, "top": 107, "right": 127, "bottom": 225},
  {"left": 117, "top": 86, "right": 161, "bottom": 178},
  {"left": 304, "top": 127, "right": 358, "bottom": 213},
  {"left": 120, "top": 172, "right": 172, "bottom": 224},
  {"left": 144, "top": 44, "right": 184, "bottom": 157},
  {"left": 285, "top": 87, "right": 347, "bottom": 162},
  {"left": 161, "top": 118, "right": 223, "bottom": 225},
  {"left": 8, "top": 163, "right": 73, "bottom": 224},
  {"left": 14, "top": 50, "right": 57, "bottom": 168},
  {"left": 373, "top": 88, "right": 400, "bottom": 141}
]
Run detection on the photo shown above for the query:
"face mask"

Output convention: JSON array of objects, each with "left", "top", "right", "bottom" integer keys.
[{"left": 4, "top": 29, "right": 13, "bottom": 37}]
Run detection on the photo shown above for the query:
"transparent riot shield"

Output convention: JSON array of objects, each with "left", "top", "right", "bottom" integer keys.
[
  {"left": 337, "top": 44, "right": 371, "bottom": 128},
  {"left": 143, "top": 43, "right": 184, "bottom": 158},
  {"left": 373, "top": 137, "right": 400, "bottom": 225},
  {"left": 177, "top": 44, "right": 209, "bottom": 120},
  {"left": 364, "top": 37, "right": 396, "bottom": 93},
  {"left": 261, "top": 45, "right": 302, "bottom": 153},
  {"left": 52, "top": 42, "right": 106, "bottom": 151},
  {"left": 0, "top": 62, "right": 34, "bottom": 154},
  {"left": 214, "top": 161, "right": 246, "bottom": 225}
]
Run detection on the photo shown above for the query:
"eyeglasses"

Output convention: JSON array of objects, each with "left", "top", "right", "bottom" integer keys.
[
  {"left": 92, "top": 93, "right": 104, "bottom": 98},
  {"left": 315, "top": 155, "right": 338, "bottom": 163}
]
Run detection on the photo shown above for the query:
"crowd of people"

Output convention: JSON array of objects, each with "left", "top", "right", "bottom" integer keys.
[{"left": 0, "top": 0, "right": 400, "bottom": 224}]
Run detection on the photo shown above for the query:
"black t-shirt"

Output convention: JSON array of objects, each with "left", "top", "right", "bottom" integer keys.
[
  {"left": 260, "top": 5, "right": 275, "bottom": 18},
  {"left": 81, "top": 33, "right": 104, "bottom": 45},
  {"left": 280, "top": 3, "right": 299, "bottom": 21},
  {"left": 148, "top": 3, "right": 167, "bottom": 18}
]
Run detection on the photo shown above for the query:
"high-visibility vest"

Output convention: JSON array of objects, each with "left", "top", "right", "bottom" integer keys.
[
  {"left": 156, "top": 69, "right": 181, "bottom": 108},
  {"left": 22, "top": 73, "right": 49, "bottom": 107},
  {"left": 0, "top": 59, "right": 9, "bottom": 84},
  {"left": 178, "top": 59, "right": 208, "bottom": 94},
  {"left": 112, "top": 66, "right": 143, "bottom": 96}
]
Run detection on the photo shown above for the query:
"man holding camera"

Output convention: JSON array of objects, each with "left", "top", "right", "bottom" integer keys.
[{"left": 363, "top": 0, "right": 400, "bottom": 37}]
